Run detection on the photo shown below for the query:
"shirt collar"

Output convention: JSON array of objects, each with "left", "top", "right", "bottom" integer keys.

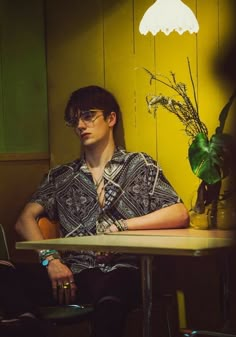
[
  {"left": 109, "top": 147, "right": 127, "bottom": 164},
  {"left": 80, "top": 146, "right": 127, "bottom": 171}
]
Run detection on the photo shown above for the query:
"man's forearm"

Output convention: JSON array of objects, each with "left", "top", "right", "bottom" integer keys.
[{"left": 126, "top": 203, "right": 189, "bottom": 230}]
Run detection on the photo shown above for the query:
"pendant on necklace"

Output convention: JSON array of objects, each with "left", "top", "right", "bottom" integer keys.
[{"left": 94, "top": 175, "right": 104, "bottom": 189}]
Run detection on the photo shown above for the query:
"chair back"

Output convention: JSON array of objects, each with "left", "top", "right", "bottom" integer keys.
[
  {"left": 0, "top": 224, "right": 10, "bottom": 260},
  {"left": 38, "top": 217, "right": 60, "bottom": 239}
]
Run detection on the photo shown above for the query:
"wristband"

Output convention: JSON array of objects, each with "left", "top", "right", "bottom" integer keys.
[
  {"left": 114, "top": 219, "right": 128, "bottom": 231},
  {"left": 41, "top": 255, "right": 60, "bottom": 267},
  {"left": 38, "top": 249, "right": 61, "bottom": 263}
]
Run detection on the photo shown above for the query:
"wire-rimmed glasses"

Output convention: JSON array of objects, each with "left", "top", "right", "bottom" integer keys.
[{"left": 66, "top": 109, "right": 104, "bottom": 127}]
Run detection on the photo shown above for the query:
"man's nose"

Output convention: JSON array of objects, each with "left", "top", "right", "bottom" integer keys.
[{"left": 77, "top": 117, "right": 86, "bottom": 129}]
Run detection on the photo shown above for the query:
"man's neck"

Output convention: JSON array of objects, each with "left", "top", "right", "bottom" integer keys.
[{"left": 84, "top": 139, "right": 116, "bottom": 170}]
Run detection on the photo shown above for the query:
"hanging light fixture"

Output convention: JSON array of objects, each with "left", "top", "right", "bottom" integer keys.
[{"left": 139, "top": 0, "right": 199, "bottom": 36}]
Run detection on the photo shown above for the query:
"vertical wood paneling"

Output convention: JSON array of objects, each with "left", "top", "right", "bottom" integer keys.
[
  {"left": 103, "top": 0, "right": 136, "bottom": 151},
  {"left": 0, "top": 159, "right": 49, "bottom": 261},
  {"left": 153, "top": 0, "right": 198, "bottom": 205},
  {"left": 134, "top": 0, "right": 157, "bottom": 159},
  {"left": 197, "top": 0, "right": 221, "bottom": 138},
  {"left": 217, "top": 0, "right": 236, "bottom": 134},
  {"left": 46, "top": 0, "right": 233, "bottom": 209},
  {"left": 46, "top": 0, "right": 104, "bottom": 165}
]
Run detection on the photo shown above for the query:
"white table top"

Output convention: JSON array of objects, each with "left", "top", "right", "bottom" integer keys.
[{"left": 16, "top": 228, "right": 235, "bottom": 257}]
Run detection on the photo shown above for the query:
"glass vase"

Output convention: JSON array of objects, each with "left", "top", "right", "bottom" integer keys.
[{"left": 189, "top": 206, "right": 211, "bottom": 230}]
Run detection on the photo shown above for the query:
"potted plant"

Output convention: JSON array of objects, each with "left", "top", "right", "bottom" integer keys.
[{"left": 144, "top": 59, "right": 236, "bottom": 229}]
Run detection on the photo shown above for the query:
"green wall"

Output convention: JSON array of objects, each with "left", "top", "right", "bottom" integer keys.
[{"left": 0, "top": 0, "right": 48, "bottom": 153}]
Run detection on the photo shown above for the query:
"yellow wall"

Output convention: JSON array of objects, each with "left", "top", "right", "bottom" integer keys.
[{"left": 45, "top": 0, "right": 236, "bottom": 209}]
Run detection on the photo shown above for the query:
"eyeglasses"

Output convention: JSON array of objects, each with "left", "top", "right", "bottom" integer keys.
[{"left": 66, "top": 109, "right": 104, "bottom": 127}]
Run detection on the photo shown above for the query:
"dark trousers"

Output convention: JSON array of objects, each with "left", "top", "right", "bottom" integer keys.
[
  {"left": 75, "top": 268, "right": 141, "bottom": 337},
  {"left": 0, "top": 264, "right": 37, "bottom": 316},
  {"left": 0, "top": 264, "right": 141, "bottom": 337}
]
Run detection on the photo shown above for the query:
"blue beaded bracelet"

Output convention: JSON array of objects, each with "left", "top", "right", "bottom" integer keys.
[{"left": 38, "top": 249, "right": 60, "bottom": 262}]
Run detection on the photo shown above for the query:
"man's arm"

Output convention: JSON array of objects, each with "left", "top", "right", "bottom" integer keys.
[
  {"left": 108, "top": 203, "right": 189, "bottom": 232},
  {"left": 125, "top": 203, "right": 189, "bottom": 230},
  {"left": 15, "top": 202, "right": 45, "bottom": 241},
  {"left": 15, "top": 202, "right": 77, "bottom": 304}
]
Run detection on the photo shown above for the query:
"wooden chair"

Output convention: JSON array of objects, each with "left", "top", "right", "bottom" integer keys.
[
  {"left": 0, "top": 222, "right": 93, "bottom": 335},
  {"left": 0, "top": 223, "right": 10, "bottom": 261},
  {"left": 37, "top": 217, "right": 60, "bottom": 240}
]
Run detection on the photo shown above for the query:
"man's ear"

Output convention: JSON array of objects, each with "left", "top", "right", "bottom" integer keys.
[{"left": 107, "top": 111, "right": 117, "bottom": 127}]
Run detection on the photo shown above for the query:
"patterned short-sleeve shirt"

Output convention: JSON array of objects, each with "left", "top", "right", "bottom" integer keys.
[{"left": 31, "top": 148, "right": 181, "bottom": 273}]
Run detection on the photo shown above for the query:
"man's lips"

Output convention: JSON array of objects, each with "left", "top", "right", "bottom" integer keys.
[{"left": 80, "top": 132, "right": 90, "bottom": 139}]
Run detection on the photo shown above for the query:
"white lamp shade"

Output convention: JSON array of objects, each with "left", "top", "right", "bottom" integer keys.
[{"left": 139, "top": 0, "right": 199, "bottom": 36}]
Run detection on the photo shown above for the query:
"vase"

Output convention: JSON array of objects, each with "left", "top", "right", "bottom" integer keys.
[
  {"left": 208, "top": 200, "right": 236, "bottom": 230},
  {"left": 189, "top": 206, "right": 211, "bottom": 230}
]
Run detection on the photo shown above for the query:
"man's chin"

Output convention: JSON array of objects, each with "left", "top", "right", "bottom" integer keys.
[{"left": 81, "top": 139, "right": 96, "bottom": 147}]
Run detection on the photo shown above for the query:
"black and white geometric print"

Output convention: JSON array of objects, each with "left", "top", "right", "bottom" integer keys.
[{"left": 31, "top": 148, "right": 181, "bottom": 274}]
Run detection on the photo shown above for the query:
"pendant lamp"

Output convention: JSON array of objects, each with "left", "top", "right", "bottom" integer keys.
[{"left": 139, "top": 0, "right": 199, "bottom": 36}]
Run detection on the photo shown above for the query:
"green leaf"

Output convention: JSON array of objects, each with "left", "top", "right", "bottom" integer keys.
[{"left": 188, "top": 133, "right": 233, "bottom": 184}]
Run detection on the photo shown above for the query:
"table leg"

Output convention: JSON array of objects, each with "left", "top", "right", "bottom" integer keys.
[
  {"left": 220, "top": 254, "right": 230, "bottom": 330},
  {"left": 141, "top": 255, "right": 153, "bottom": 337}
]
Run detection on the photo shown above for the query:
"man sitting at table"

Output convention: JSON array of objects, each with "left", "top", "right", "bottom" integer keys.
[{"left": 15, "top": 85, "right": 189, "bottom": 337}]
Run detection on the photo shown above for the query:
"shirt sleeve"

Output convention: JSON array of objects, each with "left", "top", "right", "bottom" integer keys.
[
  {"left": 30, "top": 170, "right": 58, "bottom": 220},
  {"left": 147, "top": 157, "right": 181, "bottom": 211}
]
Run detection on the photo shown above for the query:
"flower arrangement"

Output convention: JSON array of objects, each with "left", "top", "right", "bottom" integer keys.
[{"left": 144, "top": 59, "right": 236, "bottom": 228}]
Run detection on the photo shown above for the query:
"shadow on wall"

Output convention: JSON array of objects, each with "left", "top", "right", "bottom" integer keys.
[
  {"left": 213, "top": 0, "right": 236, "bottom": 129},
  {"left": 213, "top": 1, "right": 236, "bottom": 89},
  {"left": 45, "top": 0, "right": 128, "bottom": 39},
  {"left": 103, "top": 1, "right": 128, "bottom": 148},
  {"left": 213, "top": 2, "right": 236, "bottom": 330},
  {"left": 45, "top": 0, "right": 127, "bottom": 162},
  {"left": 213, "top": 0, "right": 236, "bottom": 209},
  {"left": 114, "top": 106, "right": 126, "bottom": 149}
]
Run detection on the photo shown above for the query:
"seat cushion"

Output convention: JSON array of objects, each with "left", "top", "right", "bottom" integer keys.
[{"left": 38, "top": 304, "right": 94, "bottom": 322}]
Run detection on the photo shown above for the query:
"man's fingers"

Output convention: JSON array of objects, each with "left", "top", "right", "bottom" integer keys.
[
  {"left": 52, "top": 280, "right": 59, "bottom": 301},
  {"left": 64, "top": 286, "right": 71, "bottom": 304},
  {"left": 52, "top": 279, "right": 77, "bottom": 304},
  {"left": 57, "top": 282, "right": 65, "bottom": 304},
  {"left": 70, "top": 281, "right": 77, "bottom": 302}
]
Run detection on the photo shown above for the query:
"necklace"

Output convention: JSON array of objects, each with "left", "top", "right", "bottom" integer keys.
[
  {"left": 85, "top": 161, "right": 105, "bottom": 206},
  {"left": 93, "top": 174, "right": 104, "bottom": 190},
  {"left": 94, "top": 175, "right": 105, "bottom": 207}
]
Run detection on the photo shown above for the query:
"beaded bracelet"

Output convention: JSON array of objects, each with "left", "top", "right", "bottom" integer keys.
[
  {"left": 114, "top": 219, "right": 128, "bottom": 231},
  {"left": 38, "top": 249, "right": 61, "bottom": 262}
]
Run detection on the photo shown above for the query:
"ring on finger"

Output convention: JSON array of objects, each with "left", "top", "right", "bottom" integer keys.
[{"left": 63, "top": 282, "right": 70, "bottom": 289}]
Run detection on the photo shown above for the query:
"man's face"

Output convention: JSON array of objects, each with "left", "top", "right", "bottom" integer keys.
[{"left": 74, "top": 109, "right": 116, "bottom": 147}]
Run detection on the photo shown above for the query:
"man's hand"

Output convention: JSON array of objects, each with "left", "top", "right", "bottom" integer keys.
[
  {"left": 104, "top": 219, "right": 128, "bottom": 233},
  {"left": 46, "top": 259, "right": 77, "bottom": 304},
  {"left": 104, "top": 224, "right": 119, "bottom": 233}
]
